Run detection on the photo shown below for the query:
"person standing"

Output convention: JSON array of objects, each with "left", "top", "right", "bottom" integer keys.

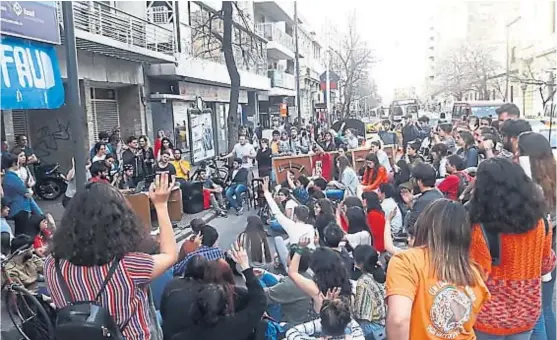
[
  {"left": 386, "top": 199, "right": 490, "bottom": 339},
  {"left": 1, "top": 153, "right": 43, "bottom": 237},
  {"left": 91, "top": 142, "right": 108, "bottom": 163},
  {"left": 468, "top": 157, "right": 556, "bottom": 340},
  {"left": 138, "top": 135, "right": 155, "bottom": 177},
  {"left": 456, "top": 131, "right": 479, "bottom": 168},
  {"left": 122, "top": 136, "right": 145, "bottom": 183},
  {"left": 255, "top": 139, "right": 272, "bottom": 178},
  {"left": 12, "top": 135, "right": 39, "bottom": 166}
]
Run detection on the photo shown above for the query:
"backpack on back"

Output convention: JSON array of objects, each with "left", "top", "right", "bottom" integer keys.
[
  {"left": 54, "top": 259, "right": 129, "bottom": 340},
  {"left": 455, "top": 172, "right": 470, "bottom": 200}
]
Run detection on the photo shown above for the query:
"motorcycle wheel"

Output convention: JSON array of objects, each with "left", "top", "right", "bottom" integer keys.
[{"left": 36, "top": 179, "right": 66, "bottom": 201}]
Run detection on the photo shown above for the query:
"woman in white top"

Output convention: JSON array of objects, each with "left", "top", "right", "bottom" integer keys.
[
  {"left": 330, "top": 155, "right": 359, "bottom": 197},
  {"left": 276, "top": 187, "right": 298, "bottom": 219},
  {"left": 14, "top": 148, "right": 35, "bottom": 195},
  {"left": 91, "top": 141, "right": 108, "bottom": 163}
]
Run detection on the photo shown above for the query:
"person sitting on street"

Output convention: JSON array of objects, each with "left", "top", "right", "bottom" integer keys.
[
  {"left": 173, "top": 225, "right": 225, "bottom": 277},
  {"left": 361, "top": 153, "right": 388, "bottom": 192},
  {"left": 226, "top": 158, "right": 249, "bottom": 216},
  {"left": 437, "top": 154, "right": 471, "bottom": 201},
  {"left": 89, "top": 160, "right": 110, "bottom": 184},
  {"left": 116, "top": 164, "right": 137, "bottom": 193},
  {"left": 199, "top": 169, "right": 227, "bottom": 217},
  {"left": 30, "top": 213, "right": 55, "bottom": 257},
  {"left": 4, "top": 234, "right": 45, "bottom": 293}
]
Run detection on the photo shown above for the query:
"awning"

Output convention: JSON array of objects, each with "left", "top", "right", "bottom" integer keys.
[{"left": 0, "top": 36, "right": 64, "bottom": 110}]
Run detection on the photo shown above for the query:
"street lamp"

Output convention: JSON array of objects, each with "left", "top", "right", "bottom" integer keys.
[
  {"left": 505, "top": 16, "right": 522, "bottom": 102},
  {"left": 521, "top": 83, "right": 527, "bottom": 116}
]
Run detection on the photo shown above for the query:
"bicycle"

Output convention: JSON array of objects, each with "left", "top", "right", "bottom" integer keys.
[
  {"left": 1, "top": 247, "right": 55, "bottom": 340},
  {"left": 190, "top": 158, "right": 230, "bottom": 187}
]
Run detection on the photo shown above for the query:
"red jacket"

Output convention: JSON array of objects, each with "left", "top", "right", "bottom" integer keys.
[
  {"left": 362, "top": 166, "right": 388, "bottom": 192},
  {"left": 437, "top": 171, "right": 471, "bottom": 200},
  {"left": 312, "top": 153, "right": 333, "bottom": 181},
  {"left": 366, "top": 210, "right": 386, "bottom": 252}
]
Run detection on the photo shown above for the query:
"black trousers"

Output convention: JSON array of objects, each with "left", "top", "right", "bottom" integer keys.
[{"left": 13, "top": 210, "right": 31, "bottom": 237}]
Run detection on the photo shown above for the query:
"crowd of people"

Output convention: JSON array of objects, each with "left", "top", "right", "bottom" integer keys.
[{"left": 0, "top": 101, "right": 556, "bottom": 340}]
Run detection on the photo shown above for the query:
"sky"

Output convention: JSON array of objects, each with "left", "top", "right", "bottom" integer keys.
[{"left": 296, "top": 1, "right": 431, "bottom": 103}]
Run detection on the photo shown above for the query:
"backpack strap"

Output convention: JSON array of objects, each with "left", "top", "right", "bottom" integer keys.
[
  {"left": 55, "top": 258, "right": 121, "bottom": 304},
  {"left": 543, "top": 217, "right": 550, "bottom": 235},
  {"left": 479, "top": 224, "right": 501, "bottom": 266}
]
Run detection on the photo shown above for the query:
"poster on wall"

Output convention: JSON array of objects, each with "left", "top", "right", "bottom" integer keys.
[{"left": 190, "top": 109, "right": 215, "bottom": 163}]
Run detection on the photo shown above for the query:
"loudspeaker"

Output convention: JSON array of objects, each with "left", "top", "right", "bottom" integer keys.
[{"left": 182, "top": 181, "right": 204, "bottom": 214}]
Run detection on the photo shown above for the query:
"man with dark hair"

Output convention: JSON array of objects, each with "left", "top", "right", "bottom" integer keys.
[
  {"left": 437, "top": 155, "right": 471, "bottom": 201},
  {"left": 88, "top": 161, "right": 109, "bottom": 184},
  {"left": 122, "top": 136, "right": 145, "bottom": 181},
  {"left": 402, "top": 163, "right": 443, "bottom": 231},
  {"left": 323, "top": 223, "right": 354, "bottom": 278},
  {"left": 260, "top": 247, "right": 313, "bottom": 324},
  {"left": 496, "top": 103, "right": 520, "bottom": 122},
  {"left": 12, "top": 135, "right": 38, "bottom": 165},
  {"left": 172, "top": 225, "right": 224, "bottom": 276},
  {"left": 500, "top": 119, "right": 532, "bottom": 155},
  {"left": 433, "top": 123, "right": 457, "bottom": 154}
]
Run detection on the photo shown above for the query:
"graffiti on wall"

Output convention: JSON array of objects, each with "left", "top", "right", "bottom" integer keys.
[{"left": 34, "top": 119, "right": 71, "bottom": 158}]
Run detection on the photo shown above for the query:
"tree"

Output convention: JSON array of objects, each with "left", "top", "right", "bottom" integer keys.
[
  {"left": 329, "top": 11, "right": 374, "bottom": 117},
  {"left": 434, "top": 42, "right": 501, "bottom": 100},
  {"left": 188, "top": 1, "right": 266, "bottom": 150}
]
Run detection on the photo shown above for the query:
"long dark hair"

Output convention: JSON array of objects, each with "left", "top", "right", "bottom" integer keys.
[
  {"left": 345, "top": 206, "right": 370, "bottom": 234},
  {"left": 353, "top": 245, "right": 386, "bottom": 283},
  {"left": 238, "top": 216, "right": 272, "bottom": 264},
  {"left": 414, "top": 199, "right": 480, "bottom": 286},
  {"left": 336, "top": 155, "right": 351, "bottom": 178},
  {"left": 310, "top": 247, "right": 352, "bottom": 297},
  {"left": 51, "top": 183, "right": 148, "bottom": 266},
  {"left": 365, "top": 153, "right": 380, "bottom": 183},
  {"left": 161, "top": 137, "right": 174, "bottom": 150},
  {"left": 204, "top": 259, "right": 236, "bottom": 313},
  {"left": 362, "top": 191, "right": 384, "bottom": 214},
  {"left": 469, "top": 157, "right": 545, "bottom": 234},
  {"left": 518, "top": 132, "right": 556, "bottom": 213}
]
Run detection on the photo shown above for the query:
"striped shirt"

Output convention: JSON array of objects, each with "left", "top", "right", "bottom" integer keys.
[
  {"left": 285, "top": 318, "right": 365, "bottom": 340},
  {"left": 44, "top": 253, "right": 155, "bottom": 340}
]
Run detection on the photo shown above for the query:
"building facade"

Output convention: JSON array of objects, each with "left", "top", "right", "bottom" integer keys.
[{"left": 2, "top": 1, "right": 325, "bottom": 168}]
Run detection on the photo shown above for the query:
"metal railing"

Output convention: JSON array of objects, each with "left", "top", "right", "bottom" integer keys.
[
  {"left": 268, "top": 69, "right": 295, "bottom": 89},
  {"left": 255, "top": 22, "right": 294, "bottom": 52},
  {"left": 60, "top": 1, "right": 175, "bottom": 56}
]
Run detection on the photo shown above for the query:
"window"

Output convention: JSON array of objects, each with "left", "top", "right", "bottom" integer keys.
[{"left": 91, "top": 88, "right": 116, "bottom": 100}]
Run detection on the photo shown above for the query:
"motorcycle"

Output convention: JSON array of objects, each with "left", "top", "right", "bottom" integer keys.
[{"left": 34, "top": 163, "right": 67, "bottom": 200}]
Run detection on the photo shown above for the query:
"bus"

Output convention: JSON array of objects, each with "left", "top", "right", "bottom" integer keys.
[
  {"left": 451, "top": 101, "right": 505, "bottom": 121},
  {"left": 389, "top": 99, "right": 419, "bottom": 121}
]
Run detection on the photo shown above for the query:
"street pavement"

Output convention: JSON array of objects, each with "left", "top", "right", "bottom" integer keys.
[{"left": 0, "top": 197, "right": 255, "bottom": 339}]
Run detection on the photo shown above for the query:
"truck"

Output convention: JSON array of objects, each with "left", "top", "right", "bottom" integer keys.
[{"left": 389, "top": 99, "right": 419, "bottom": 121}]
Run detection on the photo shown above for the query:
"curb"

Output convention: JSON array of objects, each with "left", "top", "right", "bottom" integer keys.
[{"left": 175, "top": 210, "right": 218, "bottom": 243}]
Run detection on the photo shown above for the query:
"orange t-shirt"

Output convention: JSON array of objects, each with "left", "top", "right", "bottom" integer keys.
[{"left": 386, "top": 248, "right": 490, "bottom": 340}]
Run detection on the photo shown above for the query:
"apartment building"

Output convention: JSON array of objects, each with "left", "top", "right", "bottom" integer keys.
[
  {"left": 2, "top": 1, "right": 325, "bottom": 168},
  {"left": 2, "top": 1, "right": 174, "bottom": 170}
]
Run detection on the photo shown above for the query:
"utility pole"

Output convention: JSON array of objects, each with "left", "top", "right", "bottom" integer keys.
[
  {"left": 505, "top": 16, "right": 521, "bottom": 102},
  {"left": 294, "top": 2, "right": 302, "bottom": 129},
  {"left": 325, "top": 18, "right": 331, "bottom": 128},
  {"left": 62, "top": 2, "right": 87, "bottom": 193}
]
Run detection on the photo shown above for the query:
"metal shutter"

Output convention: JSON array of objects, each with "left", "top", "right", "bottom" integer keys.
[
  {"left": 91, "top": 101, "right": 119, "bottom": 139},
  {"left": 11, "top": 110, "right": 29, "bottom": 138}
]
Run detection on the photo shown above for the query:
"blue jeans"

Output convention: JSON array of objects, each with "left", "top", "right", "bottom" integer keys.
[
  {"left": 531, "top": 270, "right": 556, "bottom": 340},
  {"left": 225, "top": 184, "right": 246, "bottom": 210},
  {"left": 475, "top": 330, "right": 533, "bottom": 340},
  {"left": 358, "top": 321, "right": 386, "bottom": 340}
]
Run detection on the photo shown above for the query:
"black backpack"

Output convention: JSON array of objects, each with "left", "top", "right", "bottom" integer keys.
[
  {"left": 54, "top": 259, "right": 130, "bottom": 339},
  {"left": 455, "top": 172, "right": 470, "bottom": 200}
]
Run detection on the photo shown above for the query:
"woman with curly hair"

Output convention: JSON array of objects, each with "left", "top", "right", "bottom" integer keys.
[
  {"left": 468, "top": 157, "right": 556, "bottom": 339},
  {"left": 288, "top": 239, "right": 352, "bottom": 314},
  {"left": 386, "top": 199, "right": 490, "bottom": 339},
  {"left": 44, "top": 174, "right": 178, "bottom": 340},
  {"left": 517, "top": 132, "right": 557, "bottom": 340}
]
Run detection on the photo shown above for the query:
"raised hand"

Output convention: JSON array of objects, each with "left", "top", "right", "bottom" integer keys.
[
  {"left": 229, "top": 242, "right": 250, "bottom": 271},
  {"left": 148, "top": 173, "right": 175, "bottom": 207}
]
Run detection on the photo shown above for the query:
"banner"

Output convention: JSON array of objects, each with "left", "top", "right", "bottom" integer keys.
[
  {"left": 0, "top": 1, "right": 61, "bottom": 44},
  {"left": 0, "top": 36, "right": 65, "bottom": 110}
]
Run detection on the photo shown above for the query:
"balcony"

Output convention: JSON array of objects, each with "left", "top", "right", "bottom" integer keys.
[
  {"left": 268, "top": 69, "right": 296, "bottom": 97},
  {"left": 256, "top": 23, "right": 295, "bottom": 60},
  {"left": 58, "top": 1, "right": 176, "bottom": 63}
]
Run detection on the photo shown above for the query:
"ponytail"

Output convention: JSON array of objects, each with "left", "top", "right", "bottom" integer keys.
[{"left": 354, "top": 244, "right": 386, "bottom": 284}]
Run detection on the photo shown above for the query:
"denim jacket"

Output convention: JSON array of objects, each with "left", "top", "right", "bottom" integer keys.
[{"left": 2, "top": 171, "right": 43, "bottom": 217}]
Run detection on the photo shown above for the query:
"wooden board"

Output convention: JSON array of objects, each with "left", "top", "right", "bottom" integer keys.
[{"left": 125, "top": 187, "right": 183, "bottom": 231}]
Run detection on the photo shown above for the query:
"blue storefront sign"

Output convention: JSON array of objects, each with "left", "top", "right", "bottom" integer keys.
[
  {"left": 0, "top": 1, "right": 60, "bottom": 45},
  {"left": 0, "top": 36, "right": 65, "bottom": 110}
]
